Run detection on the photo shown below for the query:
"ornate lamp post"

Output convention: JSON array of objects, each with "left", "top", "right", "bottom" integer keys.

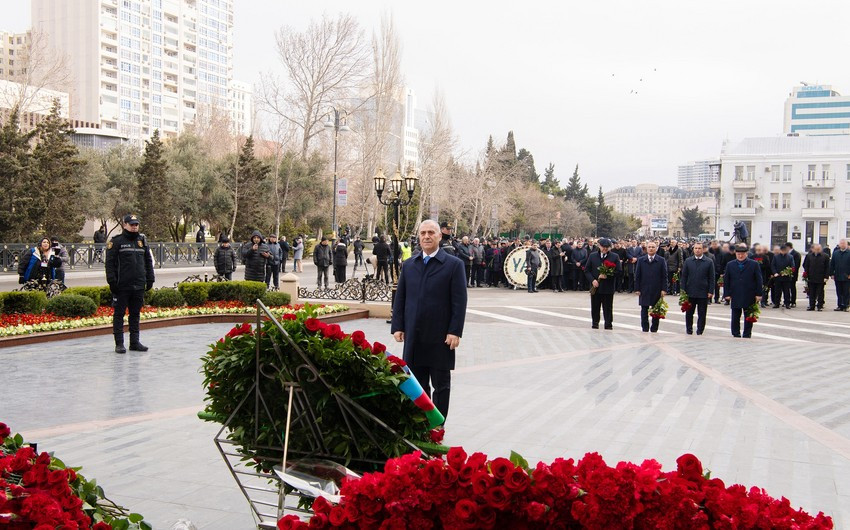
[
  {"left": 323, "top": 107, "right": 350, "bottom": 238},
  {"left": 374, "top": 166, "right": 418, "bottom": 284}
]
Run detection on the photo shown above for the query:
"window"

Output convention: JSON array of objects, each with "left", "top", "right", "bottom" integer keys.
[
  {"left": 733, "top": 193, "right": 742, "bottom": 208},
  {"left": 822, "top": 164, "right": 831, "bottom": 180},
  {"left": 807, "top": 164, "right": 816, "bottom": 180},
  {"left": 783, "top": 165, "right": 792, "bottom": 182},
  {"left": 846, "top": 193, "right": 850, "bottom": 212},
  {"left": 745, "top": 193, "right": 755, "bottom": 208},
  {"left": 746, "top": 166, "right": 755, "bottom": 180},
  {"left": 846, "top": 164, "right": 850, "bottom": 181},
  {"left": 770, "top": 165, "right": 780, "bottom": 182},
  {"left": 806, "top": 193, "right": 816, "bottom": 208},
  {"left": 846, "top": 221, "right": 850, "bottom": 239},
  {"left": 770, "top": 193, "right": 780, "bottom": 209},
  {"left": 782, "top": 193, "right": 791, "bottom": 209},
  {"left": 735, "top": 166, "right": 743, "bottom": 181}
]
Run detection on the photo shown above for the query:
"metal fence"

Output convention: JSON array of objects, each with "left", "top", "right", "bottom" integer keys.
[{"left": 0, "top": 242, "right": 246, "bottom": 273}]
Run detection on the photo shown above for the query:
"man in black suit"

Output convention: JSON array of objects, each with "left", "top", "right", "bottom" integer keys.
[
  {"left": 802, "top": 243, "right": 829, "bottom": 311},
  {"left": 724, "top": 243, "right": 763, "bottom": 338},
  {"left": 681, "top": 241, "right": 715, "bottom": 335},
  {"left": 634, "top": 241, "right": 667, "bottom": 333},
  {"left": 786, "top": 242, "right": 802, "bottom": 307},
  {"left": 585, "top": 238, "right": 621, "bottom": 330},
  {"left": 392, "top": 220, "right": 468, "bottom": 421}
]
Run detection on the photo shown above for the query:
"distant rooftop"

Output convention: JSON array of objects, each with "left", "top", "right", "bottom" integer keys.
[{"left": 722, "top": 136, "right": 850, "bottom": 157}]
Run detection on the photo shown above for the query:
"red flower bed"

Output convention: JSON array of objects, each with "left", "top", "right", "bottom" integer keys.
[{"left": 278, "top": 449, "right": 832, "bottom": 529}]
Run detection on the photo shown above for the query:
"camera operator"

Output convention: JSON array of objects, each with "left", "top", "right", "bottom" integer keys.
[{"left": 50, "top": 237, "right": 70, "bottom": 283}]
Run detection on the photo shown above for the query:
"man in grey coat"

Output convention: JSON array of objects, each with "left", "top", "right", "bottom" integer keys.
[{"left": 265, "top": 234, "right": 283, "bottom": 289}]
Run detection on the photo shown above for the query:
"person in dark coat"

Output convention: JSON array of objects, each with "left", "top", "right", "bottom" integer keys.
[
  {"left": 571, "top": 241, "right": 589, "bottom": 291},
  {"left": 106, "top": 214, "right": 155, "bottom": 353},
  {"left": 333, "top": 239, "right": 349, "bottom": 284},
  {"left": 614, "top": 241, "right": 629, "bottom": 293},
  {"left": 195, "top": 224, "right": 207, "bottom": 261},
  {"left": 723, "top": 244, "right": 764, "bottom": 338},
  {"left": 830, "top": 238, "right": 850, "bottom": 311},
  {"left": 715, "top": 243, "right": 734, "bottom": 304},
  {"left": 633, "top": 241, "right": 668, "bottom": 333},
  {"left": 392, "top": 220, "right": 467, "bottom": 422},
  {"left": 93, "top": 225, "right": 107, "bottom": 244},
  {"left": 313, "top": 237, "right": 332, "bottom": 289},
  {"left": 548, "top": 240, "right": 564, "bottom": 291},
  {"left": 752, "top": 245, "right": 773, "bottom": 308},
  {"left": 214, "top": 237, "right": 237, "bottom": 280},
  {"left": 770, "top": 245, "right": 795, "bottom": 309},
  {"left": 802, "top": 243, "right": 829, "bottom": 311},
  {"left": 372, "top": 235, "right": 391, "bottom": 283},
  {"left": 626, "top": 240, "right": 643, "bottom": 293},
  {"left": 352, "top": 236, "right": 364, "bottom": 267},
  {"left": 240, "top": 230, "right": 269, "bottom": 282},
  {"left": 681, "top": 241, "right": 715, "bottom": 335},
  {"left": 279, "top": 236, "right": 291, "bottom": 272},
  {"left": 525, "top": 242, "right": 542, "bottom": 293},
  {"left": 585, "top": 238, "right": 621, "bottom": 329},
  {"left": 265, "top": 234, "right": 283, "bottom": 289},
  {"left": 786, "top": 242, "right": 802, "bottom": 307}
]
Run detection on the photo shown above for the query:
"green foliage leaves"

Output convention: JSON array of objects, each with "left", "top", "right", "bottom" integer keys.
[
  {"left": 136, "top": 130, "right": 171, "bottom": 240},
  {"left": 147, "top": 287, "right": 186, "bottom": 308},
  {"left": 46, "top": 294, "right": 98, "bottom": 317},
  {"left": 260, "top": 291, "right": 291, "bottom": 307},
  {"left": 680, "top": 205, "right": 708, "bottom": 237},
  {"left": 177, "top": 282, "right": 210, "bottom": 306},
  {"left": 62, "top": 286, "right": 106, "bottom": 306},
  {"left": 0, "top": 291, "right": 48, "bottom": 314},
  {"left": 207, "top": 280, "right": 267, "bottom": 304}
]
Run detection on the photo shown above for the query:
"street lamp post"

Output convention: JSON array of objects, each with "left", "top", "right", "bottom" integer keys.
[
  {"left": 324, "top": 107, "right": 350, "bottom": 238},
  {"left": 709, "top": 162, "right": 721, "bottom": 239},
  {"left": 547, "top": 194, "right": 555, "bottom": 238},
  {"left": 374, "top": 167, "right": 418, "bottom": 285}
]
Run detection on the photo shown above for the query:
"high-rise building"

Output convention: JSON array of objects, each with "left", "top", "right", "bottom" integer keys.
[
  {"left": 229, "top": 79, "right": 252, "bottom": 136},
  {"left": 401, "top": 88, "right": 419, "bottom": 170},
  {"left": 784, "top": 84, "right": 850, "bottom": 136},
  {"left": 31, "top": 0, "right": 235, "bottom": 141},
  {"left": 0, "top": 31, "right": 32, "bottom": 83},
  {"left": 677, "top": 159, "right": 720, "bottom": 190}
]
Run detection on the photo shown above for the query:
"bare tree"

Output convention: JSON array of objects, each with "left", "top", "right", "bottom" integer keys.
[
  {"left": 0, "top": 30, "right": 73, "bottom": 117},
  {"left": 417, "top": 89, "right": 457, "bottom": 223},
  {"left": 261, "top": 13, "right": 368, "bottom": 160}
]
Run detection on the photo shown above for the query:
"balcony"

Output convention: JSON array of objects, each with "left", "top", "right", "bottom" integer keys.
[
  {"left": 802, "top": 178, "right": 835, "bottom": 189},
  {"left": 708, "top": 180, "right": 721, "bottom": 190},
  {"left": 730, "top": 207, "right": 756, "bottom": 216},
  {"left": 732, "top": 179, "right": 757, "bottom": 189},
  {"left": 802, "top": 207, "right": 836, "bottom": 218}
]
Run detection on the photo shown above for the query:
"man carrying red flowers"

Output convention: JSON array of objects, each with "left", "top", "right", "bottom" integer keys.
[
  {"left": 724, "top": 243, "right": 763, "bottom": 338},
  {"left": 392, "top": 220, "right": 467, "bottom": 422},
  {"left": 633, "top": 240, "right": 667, "bottom": 333},
  {"left": 584, "top": 238, "right": 621, "bottom": 330},
  {"left": 680, "top": 241, "right": 715, "bottom": 335}
]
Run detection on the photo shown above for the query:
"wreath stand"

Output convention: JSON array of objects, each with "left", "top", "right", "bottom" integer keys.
[{"left": 212, "top": 301, "right": 423, "bottom": 528}]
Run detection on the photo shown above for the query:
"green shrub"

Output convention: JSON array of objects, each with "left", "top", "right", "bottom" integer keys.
[
  {"left": 99, "top": 286, "right": 114, "bottom": 306},
  {"left": 62, "top": 286, "right": 103, "bottom": 306},
  {"left": 178, "top": 282, "right": 210, "bottom": 306},
  {"left": 260, "top": 291, "right": 291, "bottom": 307},
  {"left": 147, "top": 288, "right": 185, "bottom": 308},
  {"left": 46, "top": 294, "right": 98, "bottom": 317},
  {"left": 0, "top": 291, "right": 48, "bottom": 314},
  {"left": 208, "top": 281, "right": 267, "bottom": 304}
]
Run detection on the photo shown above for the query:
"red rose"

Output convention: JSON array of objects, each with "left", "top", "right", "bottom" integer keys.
[
  {"left": 485, "top": 485, "right": 511, "bottom": 510},
  {"left": 525, "top": 501, "right": 547, "bottom": 521},
  {"left": 0, "top": 422, "right": 10, "bottom": 441},
  {"left": 304, "top": 318, "right": 325, "bottom": 333},
  {"left": 454, "top": 499, "right": 478, "bottom": 522},
  {"left": 676, "top": 453, "right": 703, "bottom": 482},
  {"left": 446, "top": 447, "right": 467, "bottom": 470},
  {"left": 372, "top": 341, "right": 387, "bottom": 355},
  {"left": 476, "top": 504, "right": 497, "bottom": 528},
  {"left": 440, "top": 466, "right": 458, "bottom": 487},
  {"left": 321, "top": 323, "right": 344, "bottom": 340},
  {"left": 471, "top": 471, "right": 494, "bottom": 495},
  {"left": 466, "top": 452, "right": 488, "bottom": 470},
  {"left": 350, "top": 330, "right": 366, "bottom": 346},
  {"left": 312, "top": 496, "right": 333, "bottom": 515},
  {"left": 386, "top": 355, "right": 407, "bottom": 374},
  {"left": 429, "top": 428, "right": 445, "bottom": 444},
  {"left": 307, "top": 512, "right": 328, "bottom": 529},
  {"left": 281, "top": 313, "right": 297, "bottom": 321},
  {"left": 489, "top": 457, "right": 513, "bottom": 480},
  {"left": 328, "top": 506, "right": 347, "bottom": 526},
  {"left": 93, "top": 523, "right": 113, "bottom": 530},
  {"left": 225, "top": 322, "right": 252, "bottom": 338},
  {"left": 603, "top": 260, "right": 617, "bottom": 268},
  {"left": 504, "top": 468, "right": 529, "bottom": 493}
]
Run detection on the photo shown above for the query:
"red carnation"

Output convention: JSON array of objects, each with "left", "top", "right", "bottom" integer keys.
[
  {"left": 676, "top": 453, "right": 704, "bottom": 482},
  {"left": 446, "top": 447, "right": 467, "bottom": 470}
]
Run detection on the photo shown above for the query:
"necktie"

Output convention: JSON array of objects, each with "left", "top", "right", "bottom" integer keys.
[
  {"left": 601, "top": 254, "right": 606, "bottom": 260},
  {"left": 423, "top": 256, "right": 430, "bottom": 265},
  {"left": 649, "top": 257, "right": 653, "bottom": 262}
]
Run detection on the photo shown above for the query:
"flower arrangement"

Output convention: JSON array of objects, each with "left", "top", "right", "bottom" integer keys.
[
  {"left": 0, "top": 301, "right": 348, "bottom": 338},
  {"left": 276, "top": 448, "right": 833, "bottom": 529},
  {"left": 648, "top": 298, "right": 668, "bottom": 319},
  {"left": 201, "top": 308, "right": 443, "bottom": 474},
  {"left": 754, "top": 256, "right": 763, "bottom": 263},
  {"left": 589, "top": 260, "right": 617, "bottom": 295},
  {"left": 745, "top": 302, "right": 761, "bottom": 323},
  {"left": 803, "top": 271, "right": 809, "bottom": 293},
  {"left": 716, "top": 275, "right": 724, "bottom": 288},
  {"left": 678, "top": 291, "right": 692, "bottom": 312},
  {"left": 671, "top": 271, "right": 680, "bottom": 284},
  {"left": 0, "top": 421, "right": 149, "bottom": 529},
  {"left": 780, "top": 266, "right": 795, "bottom": 277}
]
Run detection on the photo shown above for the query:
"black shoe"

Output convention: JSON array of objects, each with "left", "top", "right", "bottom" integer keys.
[
  {"left": 742, "top": 334, "right": 751, "bottom": 338},
  {"left": 604, "top": 325, "right": 613, "bottom": 330},
  {"left": 790, "top": 303, "right": 796, "bottom": 308},
  {"left": 724, "top": 301, "right": 730, "bottom": 306},
  {"left": 591, "top": 324, "right": 599, "bottom": 329},
  {"left": 784, "top": 305, "right": 791, "bottom": 309},
  {"left": 835, "top": 308, "right": 844, "bottom": 311},
  {"left": 642, "top": 328, "right": 649, "bottom": 332},
  {"left": 772, "top": 304, "right": 780, "bottom": 308},
  {"left": 732, "top": 334, "right": 741, "bottom": 338},
  {"left": 696, "top": 331, "right": 703, "bottom": 335},
  {"left": 129, "top": 342, "right": 149, "bottom": 352},
  {"left": 806, "top": 307, "right": 815, "bottom": 311},
  {"left": 817, "top": 307, "right": 823, "bottom": 311},
  {"left": 115, "top": 345, "right": 126, "bottom": 354},
  {"left": 686, "top": 330, "right": 693, "bottom": 335}
]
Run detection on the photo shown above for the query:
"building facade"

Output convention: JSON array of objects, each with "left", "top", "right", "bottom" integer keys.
[
  {"left": 0, "top": 31, "right": 31, "bottom": 83},
  {"left": 229, "top": 79, "right": 252, "bottom": 136},
  {"left": 31, "top": 0, "right": 236, "bottom": 141},
  {"left": 677, "top": 158, "right": 720, "bottom": 190},
  {"left": 783, "top": 84, "right": 850, "bottom": 136},
  {"left": 717, "top": 136, "right": 850, "bottom": 250},
  {"left": 606, "top": 184, "right": 716, "bottom": 237}
]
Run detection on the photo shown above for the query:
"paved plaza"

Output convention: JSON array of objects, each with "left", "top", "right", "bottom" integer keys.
[{"left": 2, "top": 288, "right": 849, "bottom": 528}]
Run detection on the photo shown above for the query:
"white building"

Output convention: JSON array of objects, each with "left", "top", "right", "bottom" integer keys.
[
  {"left": 229, "top": 79, "right": 252, "bottom": 136},
  {"left": 31, "top": 0, "right": 234, "bottom": 142},
  {"left": 784, "top": 84, "right": 850, "bottom": 136},
  {"left": 678, "top": 159, "right": 720, "bottom": 190},
  {"left": 716, "top": 136, "right": 850, "bottom": 250},
  {"left": 0, "top": 31, "right": 31, "bottom": 83},
  {"left": 401, "top": 88, "right": 419, "bottom": 170},
  {"left": 0, "top": 78, "right": 70, "bottom": 132}
]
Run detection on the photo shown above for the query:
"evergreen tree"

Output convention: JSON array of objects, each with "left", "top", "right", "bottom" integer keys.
[
  {"left": 679, "top": 206, "right": 708, "bottom": 237},
  {"left": 540, "top": 163, "right": 561, "bottom": 196},
  {"left": 564, "top": 165, "right": 584, "bottom": 201},
  {"left": 229, "top": 136, "right": 271, "bottom": 240},
  {"left": 136, "top": 129, "right": 171, "bottom": 239},
  {"left": 0, "top": 108, "right": 37, "bottom": 241},
  {"left": 31, "top": 101, "right": 87, "bottom": 240},
  {"left": 485, "top": 135, "right": 495, "bottom": 160},
  {"left": 594, "top": 186, "right": 615, "bottom": 237},
  {"left": 502, "top": 130, "right": 516, "bottom": 159},
  {"left": 517, "top": 148, "right": 539, "bottom": 183}
]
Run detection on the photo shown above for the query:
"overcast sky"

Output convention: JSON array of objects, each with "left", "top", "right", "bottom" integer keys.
[{"left": 9, "top": 0, "right": 850, "bottom": 190}]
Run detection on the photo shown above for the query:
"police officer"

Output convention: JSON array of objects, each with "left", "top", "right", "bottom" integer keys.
[{"left": 106, "top": 214, "right": 155, "bottom": 354}]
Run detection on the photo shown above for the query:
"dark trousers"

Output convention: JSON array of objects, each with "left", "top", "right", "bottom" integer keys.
[
  {"left": 590, "top": 292, "right": 614, "bottom": 327},
  {"left": 731, "top": 306, "right": 753, "bottom": 337},
  {"left": 410, "top": 364, "right": 451, "bottom": 422},
  {"left": 223, "top": 272, "right": 233, "bottom": 281},
  {"left": 376, "top": 261, "right": 389, "bottom": 283},
  {"left": 640, "top": 305, "right": 660, "bottom": 332},
  {"left": 685, "top": 297, "right": 708, "bottom": 333},
  {"left": 836, "top": 281, "right": 850, "bottom": 308},
  {"left": 464, "top": 262, "right": 472, "bottom": 284},
  {"left": 113, "top": 289, "right": 144, "bottom": 345},
  {"left": 574, "top": 269, "right": 587, "bottom": 291},
  {"left": 333, "top": 264, "right": 346, "bottom": 283},
  {"left": 772, "top": 280, "right": 791, "bottom": 306},
  {"left": 808, "top": 282, "right": 825, "bottom": 309},
  {"left": 472, "top": 264, "right": 484, "bottom": 286},
  {"left": 317, "top": 265, "right": 329, "bottom": 288},
  {"left": 265, "top": 265, "right": 280, "bottom": 289},
  {"left": 527, "top": 267, "right": 538, "bottom": 292},
  {"left": 551, "top": 274, "right": 563, "bottom": 291},
  {"left": 667, "top": 270, "right": 679, "bottom": 294},
  {"left": 354, "top": 252, "right": 363, "bottom": 266},
  {"left": 791, "top": 280, "right": 798, "bottom": 305},
  {"left": 54, "top": 269, "right": 66, "bottom": 283},
  {"left": 280, "top": 255, "right": 288, "bottom": 272}
]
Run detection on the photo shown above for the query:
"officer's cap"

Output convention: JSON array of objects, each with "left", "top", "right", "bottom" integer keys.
[{"left": 123, "top": 214, "right": 140, "bottom": 225}]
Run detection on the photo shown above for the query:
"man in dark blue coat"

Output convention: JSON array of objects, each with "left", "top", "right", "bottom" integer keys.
[
  {"left": 392, "top": 220, "right": 468, "bottom": 421},
  {"left": 681, "top": 242, "right": 715, "bottom": 335},
  {"left": 770, "top": 245, "right": 795, "bottom": 309},
  {"left": 829, "top": 239, "right": 850, "bottom": 311},
  {"left": 634, "top": 241, "right": 667, "bottom": 333},
  {"left": 585, "top": 238, "right": 621, "bottom": 330},
  {"left": 723, "top": 243, "right": 763, "bottom": 338}
]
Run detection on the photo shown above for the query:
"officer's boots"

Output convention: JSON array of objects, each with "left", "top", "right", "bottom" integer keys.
[
  {"left": 129, "top": 333, "right": 149, "bottom": 352},
  {"left": 115, "top": 334, "right": 126, "bottom": 354}
]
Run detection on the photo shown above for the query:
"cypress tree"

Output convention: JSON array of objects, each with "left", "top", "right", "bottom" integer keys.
[{"left": 136, "top": 129, "right": 171, "bottom": 239}]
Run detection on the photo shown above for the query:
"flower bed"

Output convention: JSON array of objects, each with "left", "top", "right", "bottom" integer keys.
[
  {"left": 0, "top": 421, "right": 150, "bottom": 529},
  {"left": 0, "top": 302, "right": 349, "bottom": 337},
  {"left": 278, "top": 448, "right": 833, "bottom": 529}
]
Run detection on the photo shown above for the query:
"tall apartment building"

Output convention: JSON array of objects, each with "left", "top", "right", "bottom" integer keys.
[
  {"left": 717, "top": 136, "right": 850, "bottom": 250},
  {"left": 783, "top": 84, "right": 850, "bottom": 136},
  {"left": 31, "top": 0, "right": 237, "bottom": 141},
  {"left": 677, "top": 159, "right": 720, "bottom": 190},
  {"left": 0, "top": 31, "right": 31, "bottom": 83},
  {"left": 229, "top": 79, "right": 252, "bottom": 136}
]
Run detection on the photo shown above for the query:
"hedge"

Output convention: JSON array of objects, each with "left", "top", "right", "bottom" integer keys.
[
  {"left": 207, "top": 281, "right": 267, "bottom": 305},
  {"left": 45, "top": 294, "right": 98, "bottom": 317},
  {"left": 0, "top": 291, "right": 48, "bottom": 314},
  {"left": 178, "top": 282, "right": 209, "bottom": 306},
  {"left": 260, "top": 291, "right": 291, "bottom": 307},
  {"left": 147, "top": 288, "right": 186, "bottom": 308},
  {"left": 63, "top": 286, "right": 103, "bottom": 306}
]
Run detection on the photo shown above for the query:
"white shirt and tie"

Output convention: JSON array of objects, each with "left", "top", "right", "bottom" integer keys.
[{"left": 422, "top": 249, "right": 439, "bottom": 265}]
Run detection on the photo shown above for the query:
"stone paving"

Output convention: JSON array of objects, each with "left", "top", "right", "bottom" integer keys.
[{"left": 2, "top": 288, "right": 849, "bottom": 528}]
